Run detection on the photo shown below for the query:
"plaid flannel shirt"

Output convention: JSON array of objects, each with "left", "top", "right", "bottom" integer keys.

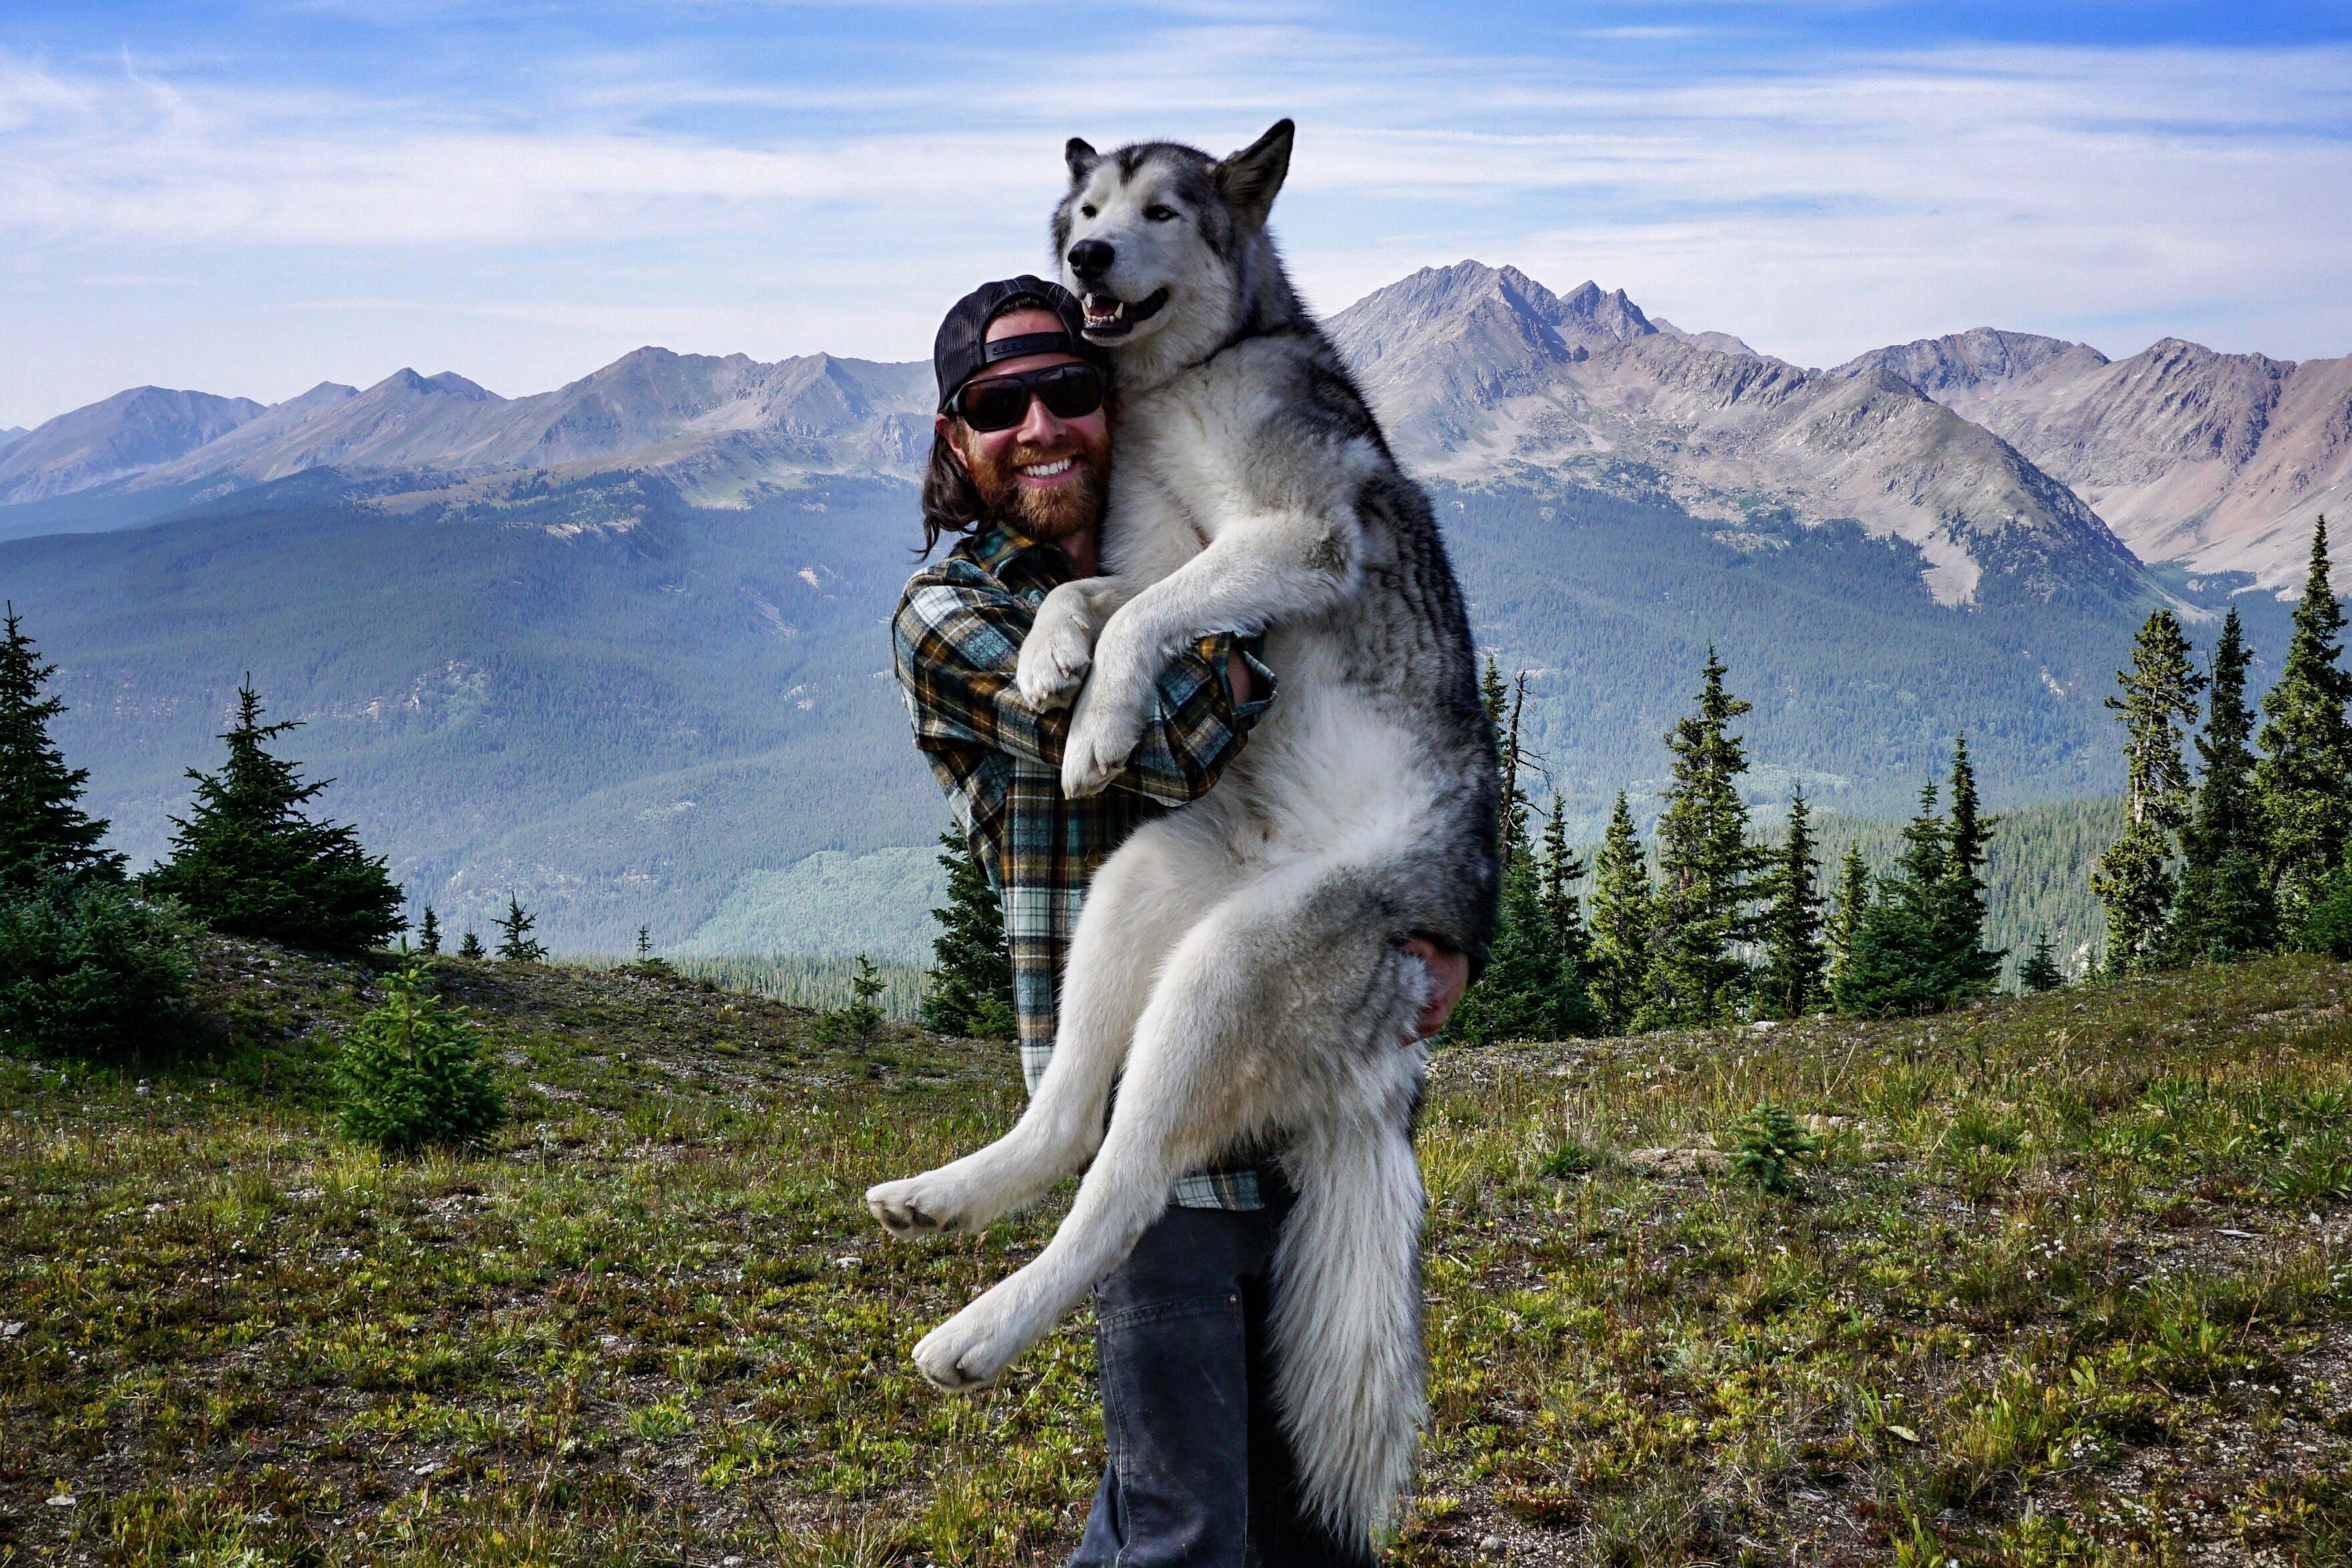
[{"left": 894, "top": 521, "right": 1278, "bottom": 1209}]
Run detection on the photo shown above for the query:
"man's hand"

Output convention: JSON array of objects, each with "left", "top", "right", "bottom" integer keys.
[
  {"left": 1401, "top": 937, "right": 1470, "bottom": 1041},
  {"left": 1228, "top": 648, "right": 1253, "bottom": 707}
]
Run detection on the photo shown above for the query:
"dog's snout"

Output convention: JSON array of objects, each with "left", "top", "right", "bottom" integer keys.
[{"left": 1068, "top": 239, "right": 1115, "bottom": 281}]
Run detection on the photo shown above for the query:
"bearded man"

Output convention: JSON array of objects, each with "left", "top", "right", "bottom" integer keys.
[{"left": 891, "top": 277, "right": 1467, "bottom": 1567}]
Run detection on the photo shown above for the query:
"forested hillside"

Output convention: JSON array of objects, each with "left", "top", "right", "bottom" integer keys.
[{"left": 0, "top": 465, "right": 2280, "bottom": 952}]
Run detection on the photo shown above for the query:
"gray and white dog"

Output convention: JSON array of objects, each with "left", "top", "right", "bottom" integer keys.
[{"left": 866, "top": 120, "right": 1499, "bottom": 1544}]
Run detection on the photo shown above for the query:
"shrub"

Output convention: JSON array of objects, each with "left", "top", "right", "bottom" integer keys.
[
  {"left": 1728, "top": 1099, "right": 1820, "bottom": 1195},
  {"left": 336, "top": 958, "right": 504, "bottom": 1153},
  {"left": 2299, "top": 864, "right": 2352, "bottom": 960},
  {"left": 0, "top": 871, "right": 191, "bottom": 1060}
]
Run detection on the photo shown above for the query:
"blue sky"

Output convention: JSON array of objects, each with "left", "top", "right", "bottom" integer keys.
[{"left": 3, "top": 2, "right": 2349, "bottom": 429}]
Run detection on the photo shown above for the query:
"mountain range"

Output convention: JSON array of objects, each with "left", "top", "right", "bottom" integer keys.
[{"left": 0, "top": 260, "right": 2337, "bottom": 956}]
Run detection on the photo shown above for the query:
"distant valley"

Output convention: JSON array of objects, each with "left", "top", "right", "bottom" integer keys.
[{"left": 0, "top": 260, "right": 2335, "bottom": 954}]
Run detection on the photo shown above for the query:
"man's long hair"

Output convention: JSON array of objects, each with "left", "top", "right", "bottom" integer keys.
[{"left": 919, "top": 428, "right": 984, "bottom": 558}]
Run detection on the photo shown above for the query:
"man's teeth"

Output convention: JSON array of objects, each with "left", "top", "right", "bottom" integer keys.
[{"left": 1020, "top": 458, "right": 1075, "bottom": 478}]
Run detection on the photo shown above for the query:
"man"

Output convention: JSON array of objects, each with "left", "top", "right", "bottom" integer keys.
[{"left": 894, "top": 276, "right": 1470, "bottom": 1567}]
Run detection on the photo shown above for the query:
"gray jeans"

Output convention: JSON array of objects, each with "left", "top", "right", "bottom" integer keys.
[{"left": 1068, "top": 1175, "right": 1376, "bottom": 1568}]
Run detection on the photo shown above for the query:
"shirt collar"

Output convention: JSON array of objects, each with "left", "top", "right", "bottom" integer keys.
[{"left": 965, "top": 519, "right": 1073, "bottom": 587}]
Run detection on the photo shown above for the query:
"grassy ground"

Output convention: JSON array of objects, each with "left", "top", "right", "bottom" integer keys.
[{"left": 4, "top": 940, "right": 2351, "bottom": 1567}]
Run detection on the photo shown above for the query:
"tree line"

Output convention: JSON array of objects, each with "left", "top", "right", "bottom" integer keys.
[{"left": 2095, "top": 518, "right": 2352, "bottom": 970}]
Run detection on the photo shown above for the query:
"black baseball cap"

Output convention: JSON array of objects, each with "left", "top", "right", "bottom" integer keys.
[{"left": 933, "top": 275, "right": 1112, "bottom": 414}]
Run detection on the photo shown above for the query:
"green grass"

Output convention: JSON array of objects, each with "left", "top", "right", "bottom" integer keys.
[{"left": 5, "top": 939, "right": 2351, "bottom": 1565}]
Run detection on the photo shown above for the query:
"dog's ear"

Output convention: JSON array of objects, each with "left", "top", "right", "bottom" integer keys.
[
  {"left": 1214, "top": 119, "right": 1293, "bottom": 229},
  {"left": 1065, "top": 137, "right": 1100, "bottom": 185}
]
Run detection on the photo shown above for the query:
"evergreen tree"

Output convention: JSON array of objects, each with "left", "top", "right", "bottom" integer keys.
[
  {"left": 1826, "top": 846, "right": 1871, "bottom": 984},
  {"left": 1584, "top": 792, "right": 1653, "bottom": 1035},
  {"left": 1929, "top": 736, "right": 2004, "bottom": 997},
  {"left": 818, "top": 954, "right": 888, "bottom": 1047},
  {"left": 0, "top": 604, "right": 123, "bottom": 892},
  {"left": 2093, "top": 609, "right": 2205, "bottom": 972},
  {"left": 1833, "top": 784, "right": 1951, "bottom": 1016},
  {"left": 921, "top": 826, "right": 1016, "bottom": 1039},
  {"left": 1636, "top": 651, "right": 1765, "bottom": 1029},
  {"left": 636, "top": 924, "right": 654, "bottom": 958},
  {"left": 457, "top": 930, "right": 485, "bottom": 960},
  {"left": 1756, "top": 786, "right": 1828, "bottom": 1018},
  {"left": 494, "top": 895, "right": 547, "bottom": 964},
  {"left": 2018, "top": 933, "right": 2063, "bottom": 993},
  {"left": 2255, "top": 518, "right": 2352, "bottom": 920},
  {"left": 417, "top": 905, "right": 442, "bottom": 956},
  {"left": 2172, "top": 609, "right": 2278, "bottom": 960},
  {"left": 1452, "top": 843, "right": 1560, "bottom": 1044},
  {"left": 1538, "top": 796, "right": 1602, "bottom": 1038},
  {"left": 146, "top": 680, "right": 405, "bottom": 953},
  {"left": 335, "top": 956, "right": 504, "bottom": 1153},
  {"left": 0, "top": 870, "right": 191, "bottom": 1060}
]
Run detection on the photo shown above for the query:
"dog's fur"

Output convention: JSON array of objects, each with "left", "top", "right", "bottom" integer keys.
[{"left": 866, "top": 121, "right": 1498, "bottom": 1546}]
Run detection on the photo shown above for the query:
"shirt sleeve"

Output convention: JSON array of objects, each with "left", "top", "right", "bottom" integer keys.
[{"left": 895, "top": 578, "right": 1275, "bottom": 808}]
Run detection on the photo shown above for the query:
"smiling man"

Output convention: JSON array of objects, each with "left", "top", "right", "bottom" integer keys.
[{"left": 890, "top": 277, "right": 1467, "bottom": 1567}]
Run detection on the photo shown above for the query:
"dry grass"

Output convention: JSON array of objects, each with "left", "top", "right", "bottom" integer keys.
[{"left": 3, "top": 939, "right": 2350, "bottom": 1566}]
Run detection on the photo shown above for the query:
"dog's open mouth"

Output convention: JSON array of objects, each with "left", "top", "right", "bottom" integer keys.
[{"left": 1080, "top": 289, "right": 1170, "bottom": 341}]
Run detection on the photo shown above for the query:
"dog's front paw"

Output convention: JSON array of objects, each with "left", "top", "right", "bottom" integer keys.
[
  {"left": 1016, "top": 588, "right": 1098, "bottom": 711},
  {"left": 912, "top": 1291, "right": 1038, "bottom": 1391},
  {"left": 866, "top": 1170, "right": 975, "bottom": 1236},
  {"left": 1060, "top": 686, "right": 1146, "bottom": 798}
]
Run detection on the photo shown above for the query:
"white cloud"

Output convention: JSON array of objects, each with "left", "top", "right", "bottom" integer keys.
[{"left": 2, "top": 33, "right": 2349, "bottom": 426}]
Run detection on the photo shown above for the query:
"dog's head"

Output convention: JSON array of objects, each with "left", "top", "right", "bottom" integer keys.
[{"left": 1051, "top": 120, "right": 1294, "bottom": 367}]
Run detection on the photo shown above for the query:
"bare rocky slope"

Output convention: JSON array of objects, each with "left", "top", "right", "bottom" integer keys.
[
  {"left": 1841, "top": 329, "right": 2352, "bottom": 593},
  {"left": 1325, "top": 263, "right": 2147, "bottom": 609}
]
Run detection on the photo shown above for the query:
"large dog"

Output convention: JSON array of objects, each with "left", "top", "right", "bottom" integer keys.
[{"left": 866, "top": 121, "right": 1498, "bottom": 1543}]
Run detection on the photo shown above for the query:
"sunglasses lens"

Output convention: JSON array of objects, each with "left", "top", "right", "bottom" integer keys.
[
  {"left": 959, "top": 381, "right": 1031, "bottom": 432},
  {"left": 1036, "top": 365, "right": 1106, "bottom": 420}
]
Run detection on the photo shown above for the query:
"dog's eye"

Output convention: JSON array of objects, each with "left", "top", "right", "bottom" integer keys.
[
  {"left": 1080, "top": 204, "right": 1098, "bottom": 219},
  {"left": 1143, "top": 205, "right": 1179, "bottom": 223}
]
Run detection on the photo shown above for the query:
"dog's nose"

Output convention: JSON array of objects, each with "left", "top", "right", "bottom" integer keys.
[{"left": 1067, "top": 239, "right": 1115, "bottom": 281}]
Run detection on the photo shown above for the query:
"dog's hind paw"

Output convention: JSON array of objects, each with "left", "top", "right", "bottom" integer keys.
[
  {"left": 865, "top": 1172, "right": 969, "bottom": 1236},
  {"left": 912, "top": 1295, "right": 1036, "bottom": 1391}
]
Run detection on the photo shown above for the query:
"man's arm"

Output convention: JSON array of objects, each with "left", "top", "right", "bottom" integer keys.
[{"left": 896, "top": 578, "right": 1274, "bottom": 808}]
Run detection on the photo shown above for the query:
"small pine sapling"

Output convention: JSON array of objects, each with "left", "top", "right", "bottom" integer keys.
[
  {"left": 1729, "top": 1099, "right": 1820, "bottom": 1195},
  {"left": 335, "top": 957, "right": 504, "bottom": 1154},
  {"left": 818, "top": 954, "right": 887, "bottom": 1047},
  {"left": 494, "top": 895, "right": 547, "bottom": 964},
  {"left": 457, "top": 930, "right": 485, "bottom": 960},
  {"left": 2018, "top": 932, "right": 2064, "bottom": 993},
  {"left": 417, "top": 905, "right": 441, "bottom": 956}
]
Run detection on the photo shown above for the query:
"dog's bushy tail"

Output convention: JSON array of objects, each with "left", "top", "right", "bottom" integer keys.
[{"left": 1270, "top": 1063, "right": 1428, "bottom": 1549}]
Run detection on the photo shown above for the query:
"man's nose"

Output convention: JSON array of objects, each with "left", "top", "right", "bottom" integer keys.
[
  {"left": 1068, "top": 239, "right": 1114, "bottom": 283},
  {"left": 1018, "top": 392, "right": 1071, "bottom": 444}
]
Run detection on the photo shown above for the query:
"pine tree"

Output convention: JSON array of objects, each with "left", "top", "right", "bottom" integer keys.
[
  {"left": 145, "top": 680, "right": 405, "bottom": 954},
  {"left": 1929, "top": 736, "right": 2004, "bottom": 997},
  {"left": 2093, "top": 609, "right": 2205, "bottom": 972},
  {"left": 636, "top": 924, "right": 653, "bottom": 958},
  {"left": 493, "top": 895, "right": 547, "bottom": 964},
  {"left": 2172, "top": 609, "right": 2277, "bottom": 960},
  {"left": 1637, "top": 650, "right": 1765, "bottom": 1029},
  {"left": 0, "top": 604, "right": 123, "bottom": 892},
  {"left": 819, "top": 954, "right": 887, "bottom": 1048},
  {"left": 1833, "top": 784, "right": 1951, "bottom": 1017},
  {"left": 2255, "top": 518, "right": 2352, "bottom": 920},
  {"left": 1453, "top": 844, "right": 1560, "bottom": 1044},
  {"left": 335, "top": 956, "right": 504, "bottom": 1153},
  {"left": 417, "top": 905, "right": 442, "bottom": 956},
  {"left": 457, "top": 930, "right": 485, "bottom": 960},
  {"left": 1584, "top": 792, "right": 1652, "bottom": 1034},
  {"left": 921, "top": 826, "right": 1016, "bottom": 1039},
  {"left": 1756, "top": 786, "right": 1828, "bottom": 1018},
  {"left": 1538, "top": 796, "right": 1602, "bottom": 1038},
  {"left": 1826, "top": 846, "right": 1871, "bottom": 984},
  {"left": 2018, "top": 933, "right": 2063, "bottom": 993}
]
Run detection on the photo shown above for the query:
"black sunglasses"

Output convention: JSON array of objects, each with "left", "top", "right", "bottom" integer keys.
[{"left": 952, "top": 363, "right": 1107, "bottom": 433}]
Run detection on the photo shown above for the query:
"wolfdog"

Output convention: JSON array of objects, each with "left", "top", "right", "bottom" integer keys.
[{"left": 866, "top": 120, "right": 1498, "bottom": 1544}]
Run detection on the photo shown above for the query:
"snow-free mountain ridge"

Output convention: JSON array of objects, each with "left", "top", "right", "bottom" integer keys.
[{"left": 7, "top": 261, "right": 2345, "bottom": 594}]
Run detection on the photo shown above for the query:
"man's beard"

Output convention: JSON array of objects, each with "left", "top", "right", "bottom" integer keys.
[{"left": 963, "top": 427, "right": 1110, "bottom": 543}]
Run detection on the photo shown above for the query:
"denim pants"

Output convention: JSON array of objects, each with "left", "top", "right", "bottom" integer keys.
[{"left": 1067, "top": 1177, "right": 1376, "bottom": 1568}]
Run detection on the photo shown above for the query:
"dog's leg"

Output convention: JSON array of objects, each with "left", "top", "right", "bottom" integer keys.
[
  {"left": 865, "top": 818, "right": 1222, "bottom": 1236},
  {"left": 1014, "top": 576, "right": 1139, "bottom": 712},
  {"left": 1061, "top": 499, "right": 1362, "bottom": 795}
]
